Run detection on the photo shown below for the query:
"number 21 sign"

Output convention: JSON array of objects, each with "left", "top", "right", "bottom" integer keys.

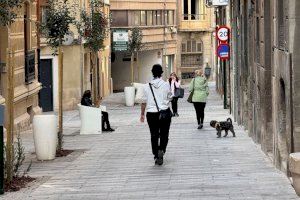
[{"left": 217, "top": 26, "right": 230, "bottom": 42}]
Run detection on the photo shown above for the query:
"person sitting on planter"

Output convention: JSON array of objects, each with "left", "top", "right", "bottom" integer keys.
[{"left": 81, "top": 90, "right": 115, "bottom": 132}]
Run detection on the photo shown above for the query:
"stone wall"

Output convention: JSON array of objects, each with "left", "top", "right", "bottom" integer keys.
[{"left": 224, "top": 0, "right": 300, "bottom": 175}]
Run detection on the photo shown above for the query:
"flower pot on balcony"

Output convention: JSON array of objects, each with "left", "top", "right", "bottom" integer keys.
[{"left": 33, "top": 115, "right": 57, "bottom": 161}]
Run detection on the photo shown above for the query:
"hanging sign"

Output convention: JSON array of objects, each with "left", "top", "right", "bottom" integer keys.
[
  {"left": 113, "top": 29, "right": 128, "bottom": 51},
  {"left": 217, "top": 44, "right": 230, "bottom": 60},
  {"left": 217, "top": 26, "right": 230, "bottom": 42},
  {"left": 212, "top": 0, "right": 229, "bottom": 6}
]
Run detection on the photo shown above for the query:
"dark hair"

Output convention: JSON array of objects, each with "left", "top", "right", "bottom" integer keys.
[
  {"left": 169, "top": 72, "right": 179, "bottom": 84},
  {"left": 82, "top": 90, "right": 91, "bottom": 99},
  {"left": 151, "top": 64, "right": 163, "bottom": 78}
]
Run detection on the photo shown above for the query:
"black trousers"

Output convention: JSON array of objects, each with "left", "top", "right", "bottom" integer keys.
[
  {"left": 193, "top": 102, "right": 206, "bottom": 125},
  {"left": 102, "top": 111, "right": 111, "bottom": 129},
  {"left": 171, "top": 97, "right": 178, "bottom": 114},
  {"left": 146, "top": 110, "right": 172, "bottom": 158}
]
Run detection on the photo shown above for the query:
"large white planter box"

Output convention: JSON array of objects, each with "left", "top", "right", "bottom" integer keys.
[
  {"left": 78, "top": 104, "right": 105, "bottom": 135},
  {"left": 33, "top": 115, "right": 57, "bottom": 161},
  {"left": 124, "top": 86, "right": 135, "bottom": 106}
]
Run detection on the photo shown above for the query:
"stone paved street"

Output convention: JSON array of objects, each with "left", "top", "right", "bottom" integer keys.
[{"left": 1, "top": 83, "right": 299, "bottom": 200}]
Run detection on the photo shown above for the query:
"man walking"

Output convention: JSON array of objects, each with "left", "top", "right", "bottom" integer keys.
[{"left": 140, "top": 64, "right": 172, "bottom": 165}]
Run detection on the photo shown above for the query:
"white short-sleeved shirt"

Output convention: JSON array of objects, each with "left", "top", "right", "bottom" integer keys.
[{"left": 141, "top": 78, "right": 172, "bottom": 113}]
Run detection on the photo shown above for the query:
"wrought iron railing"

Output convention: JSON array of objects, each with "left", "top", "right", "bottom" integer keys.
[{"left": 25, "top": 50, "right": 35, "bottom": 83}]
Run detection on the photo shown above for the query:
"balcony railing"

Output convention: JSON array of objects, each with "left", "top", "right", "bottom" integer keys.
[
  {"left": 182, "top": 14, "right": 207, "bottom": 21},
  {"left": 25, "top": 50, "right": 35, "bottom": 83}
]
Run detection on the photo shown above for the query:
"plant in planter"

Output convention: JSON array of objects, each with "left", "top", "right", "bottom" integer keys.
[
  {"left": 39, "top": 0, "right": 76, "bottom": 152},
  {"left": 0, "top": 0, "right": 24, "bottom": 185},
  {"left": 4, "top": 134, "right": 35, "bottom": 192},
  {"left": 76, "top": 0, "right": 109, "bottom": 102},
  {"left": 128, "top": 27, "right": 143, "bottom": 83}
]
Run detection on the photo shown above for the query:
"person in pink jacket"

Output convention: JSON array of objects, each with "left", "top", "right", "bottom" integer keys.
[{"left": 169, "top": 72, "right": 181, "bottom": 117}]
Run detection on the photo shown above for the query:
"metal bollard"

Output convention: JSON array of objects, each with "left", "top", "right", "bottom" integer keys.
[{"left": 0, "top": 105, "right": 4, "bottom": 195}]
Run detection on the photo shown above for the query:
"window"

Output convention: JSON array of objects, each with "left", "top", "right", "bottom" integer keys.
[
  {"left": 168, "top": 10, "right": 174, "bottom": 25},
  {"left": 111, "top": 11, "right": 128, "bottom": 27},
  {"left": 181, "top": 54, "right": 203, "bottom": 68},
  {"left": 182, "top": 40, "right": 203, "bottom": 53},
  {"left": 182, "top": 43, "right": 186, "bottom": 52},
  {"left": 277, "top": 0, "right": 285, "bottom": 49},
  {"left": 24, "top": 2, "right": 31, "bottom": 51},
  {"left": 181, "top": 40, "right": 203, "bottom": 68},
  {"left": 156, "top": 11, "right": 162, "bottom": 25},
  {"left": 164, "top": 10, "right": 168, "bottom": 25},
  {"left": 141, "top": 11, "right": 146, "bottom": 26},
  {"left": 183, "top": 0, "right": 188, "bottom": 20},
  {"left": 191, "top": 0, "right": 200, "bottom": 20},
  {"left": 134, "top": 11, "right": 140, "bottom": 26},
  {"left": 24, "top": 2, "right": 35, "bottom": 83},
  {"left": 256, "top": 16, "right": 260, "bottom": 62},
  {"left": 41, "top": 6, "right": 49, "bottom": 24},
  {"left": 153, "top": 11, "right": 157, "bottom": 25},
  {"left": 147, "top": 11, "right": 153, "bottom": 26},
  {"left": 187, "top": 41, "right": 192, "bottom": 52}
]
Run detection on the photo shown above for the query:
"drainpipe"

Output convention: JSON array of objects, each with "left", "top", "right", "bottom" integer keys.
[{"left": 163, "top": 0, "right": 167, "bottom": 79}]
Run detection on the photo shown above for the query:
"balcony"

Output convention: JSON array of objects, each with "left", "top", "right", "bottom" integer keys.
[
  {"left": 179, "top": 14, "right": 212, "bottom": 32},
  {"left": 25, "top": 50, "right": 36, "bottom": 83}
]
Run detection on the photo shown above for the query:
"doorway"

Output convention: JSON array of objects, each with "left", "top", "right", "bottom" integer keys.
[{"left": 39, "top": 59, "right": 53, "bottom": 112}]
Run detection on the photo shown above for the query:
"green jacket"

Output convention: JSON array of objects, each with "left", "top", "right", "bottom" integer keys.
[{"left": 189, "top": 76, "right": 209, "bottom": 103}]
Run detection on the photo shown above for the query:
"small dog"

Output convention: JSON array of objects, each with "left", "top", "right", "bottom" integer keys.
[{"left": 210, "top": 118, "right": 236, "bottom": 138}]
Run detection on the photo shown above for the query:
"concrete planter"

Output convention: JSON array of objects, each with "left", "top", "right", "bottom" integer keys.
[
  {"left": 33, "top": 115, "right": 57, "bottom": 161},
  {"left": 78, "top": 104, "right": 103, "bottom": 134},
  {"left": 289, "top": 153, "right": 300, "bottom": 196},
  {"left": 124, "top": 86, "right": 135, "bottom": 106}
]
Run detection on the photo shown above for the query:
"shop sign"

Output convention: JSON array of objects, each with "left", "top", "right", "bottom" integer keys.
[{"left": 113, "top": 30, "right": 128, "bottom": 51}]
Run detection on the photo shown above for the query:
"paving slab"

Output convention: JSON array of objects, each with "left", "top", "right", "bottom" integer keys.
[{"left": 1, "top": 83, "right": 299, "bottom": 200}]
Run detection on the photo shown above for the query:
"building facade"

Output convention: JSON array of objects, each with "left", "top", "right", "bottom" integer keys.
[
  {"left": 110, "top": 0, "right": 178, "bottom": 91},
  {"left": 177, "top": 0, "right": 215, "bottom": 83},
  {"left": 216, "top": 0, "right": 300, "bottom": 175},
  {"left": 0, "top": 1, "right": 42, "bottom": 132},
  {"left": 39, "top": 0, "right": 112, "bottom": 112}
]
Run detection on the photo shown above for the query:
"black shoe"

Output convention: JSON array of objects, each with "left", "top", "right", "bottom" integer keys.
[
  {"left": 172, "top": 113, "right": 175, "bottom": 117},
  {"left": 197, "top": 124, "right": 203, "bottom": 129},
  {"left": 175, "top": 113, "right": 179, "bottom": 117},
  {"left": 103, "top": 127, "right": 115, "bottom": 132},
  {"left": 157, "top": 150, "right": 164, "bottom": 165}
]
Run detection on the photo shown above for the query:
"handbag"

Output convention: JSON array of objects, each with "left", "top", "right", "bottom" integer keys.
[
  {"left": 187, "top": 78, "right": 195, "bottom": 103},
  {"left": 174, "top": 83, "right": 184, "bottom": 98},
  {"left": 149, "top": 83, "right": 172, "bottom": 120}
]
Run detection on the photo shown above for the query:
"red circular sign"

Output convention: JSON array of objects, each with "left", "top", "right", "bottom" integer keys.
[{"left": 217, "top": 26, "right": 230, "bottom": 42}]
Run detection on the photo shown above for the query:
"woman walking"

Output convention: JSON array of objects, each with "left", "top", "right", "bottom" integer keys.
[
  {"left": 169, "top": 72, "right": 181, "bottom": 117},
  {"left": 189, "top": 69, "right": 209, "bottom": 129},
  {"left": 140, "top": 64, "right": 172, "bottom": 165}
]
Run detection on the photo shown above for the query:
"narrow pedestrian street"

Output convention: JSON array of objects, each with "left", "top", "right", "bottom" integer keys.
[{"left": 2, "top": 83, "right": 298, "bottom": 200}]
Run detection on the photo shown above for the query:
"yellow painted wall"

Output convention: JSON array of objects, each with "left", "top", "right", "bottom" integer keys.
[{"left": 0, "top": 1, "right": 42, "bottom": 132}]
